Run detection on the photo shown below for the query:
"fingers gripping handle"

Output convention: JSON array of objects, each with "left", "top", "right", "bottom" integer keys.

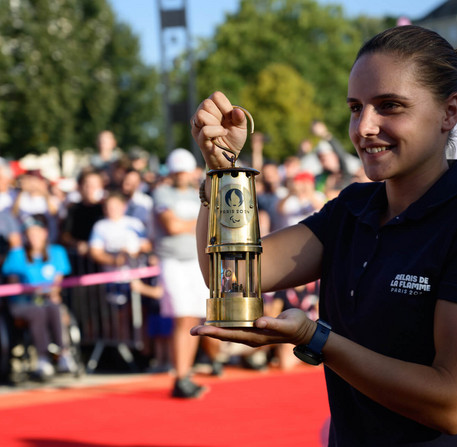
[{"left": 211, "top": 106, "right": 255, "bottom": 167}]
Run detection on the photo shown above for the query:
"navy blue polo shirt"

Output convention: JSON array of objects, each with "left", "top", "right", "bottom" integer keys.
[{"left": 303, "top": 162, "right": 457, "bottom": 446}]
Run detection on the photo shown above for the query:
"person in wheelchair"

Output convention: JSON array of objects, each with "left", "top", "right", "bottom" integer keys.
[{"left": 2, "top": 213, "right": 77, "bottom": 379}]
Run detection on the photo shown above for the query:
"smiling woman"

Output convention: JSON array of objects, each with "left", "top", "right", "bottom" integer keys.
[
  {"left": 191, "top": 25, "right": 457, "bottom": 446},
  {"left": 347, "top": 28, "right": 457, "bottom": 211}
]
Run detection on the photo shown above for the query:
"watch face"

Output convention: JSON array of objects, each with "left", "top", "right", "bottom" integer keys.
[{"left": 293, "top": 345, "right": 323, "bottom": 365}]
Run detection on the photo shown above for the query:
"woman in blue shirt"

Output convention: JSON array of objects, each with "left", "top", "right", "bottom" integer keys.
[
  {"left": 191, "top": 26, "right": 457, "bottom": 446},
  {"left": 2, "top": 214, "right": 74, "bottom": 379}
]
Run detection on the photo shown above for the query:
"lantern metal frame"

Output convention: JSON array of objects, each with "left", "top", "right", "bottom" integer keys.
[{"left": 204, "top": 166, "right": 263, "bottom": 327}]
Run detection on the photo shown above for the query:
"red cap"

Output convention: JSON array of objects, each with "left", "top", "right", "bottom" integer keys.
[
  {"left": 293, "top": 171, "right": 315, "bottom": 183},
  {"left": 9, "top": 161, "right": 26, "bottom": 178}
]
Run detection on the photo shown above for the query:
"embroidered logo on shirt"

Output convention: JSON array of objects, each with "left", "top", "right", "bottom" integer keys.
[{"left": 390, "top": 273, "right": 431, "bottom": 295}]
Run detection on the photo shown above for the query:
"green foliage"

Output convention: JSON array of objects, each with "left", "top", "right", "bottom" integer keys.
[
  {"left": 0, "top": 0, "right": 161, "bottom": 158},
  {"left": 240, "top": 63, "right": 321, "bottom": 161},
  {"left": 195, "top": 0, "right": 391, "bottom": 160}
]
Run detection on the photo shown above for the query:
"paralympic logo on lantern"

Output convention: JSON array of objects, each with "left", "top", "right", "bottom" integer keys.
[{"left": 220, "top": 185, "right": 253, "bottom": 228}]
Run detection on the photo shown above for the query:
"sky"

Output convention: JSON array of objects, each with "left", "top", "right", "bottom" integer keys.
[{"left": 107, "top": 0, "right": 445, "bottom": 66}]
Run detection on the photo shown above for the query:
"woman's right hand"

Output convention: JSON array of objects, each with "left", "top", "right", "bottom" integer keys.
[{"left": 190, "top": 91, "right": 248, "bottom": 170}]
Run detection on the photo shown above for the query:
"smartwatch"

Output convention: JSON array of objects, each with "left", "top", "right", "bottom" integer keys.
[{"left": 293, "top": 319, "right": 332, "bottom": 365}]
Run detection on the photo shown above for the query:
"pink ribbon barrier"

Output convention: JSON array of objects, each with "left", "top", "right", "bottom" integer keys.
[{"left": 0, "top": 265, "right": 160, "bottom": 298}]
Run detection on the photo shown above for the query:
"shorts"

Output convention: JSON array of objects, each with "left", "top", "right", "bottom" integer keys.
[{"left": 159, "top": 257, "right": 208, "bottom": 318}]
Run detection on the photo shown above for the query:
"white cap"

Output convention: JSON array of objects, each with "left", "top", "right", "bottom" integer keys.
[
  {"left": 315, "top": 140, "right": 333, "bottom": 155},
  {"left": 166, "top": 148, "right": 196, "bottom": 174}
]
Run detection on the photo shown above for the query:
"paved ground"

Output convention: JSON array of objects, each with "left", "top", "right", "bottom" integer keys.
[{"left": 0, "top": 370, "right": 153, "bottom": 395}]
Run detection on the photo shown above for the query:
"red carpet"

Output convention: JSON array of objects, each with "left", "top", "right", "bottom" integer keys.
[{"left": 0, "top": 365, "right": 330, "bottom": 447}]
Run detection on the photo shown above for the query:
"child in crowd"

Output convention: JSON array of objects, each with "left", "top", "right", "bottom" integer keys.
[{"left": 89, "top": 191, "right": 152, "bottom": 305}]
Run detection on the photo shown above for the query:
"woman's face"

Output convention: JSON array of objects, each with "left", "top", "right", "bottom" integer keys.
[
  {"left": 26, "top": 225, "right": 48, "bottom": 250},
  {"left": 347, "top": 52, "right": 452, "bottom": 184}
]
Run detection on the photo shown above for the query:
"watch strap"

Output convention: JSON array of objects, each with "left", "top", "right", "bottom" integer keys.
[
  {"left": 293, "top": 319, "right": 331, "bottom": 365},
  {"left": 307, "top": 319, "right": 331, "bottom": 354}
]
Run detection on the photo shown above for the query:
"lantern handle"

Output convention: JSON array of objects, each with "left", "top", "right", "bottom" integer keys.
[{"left": 211, "top": 105, "right": 255, "bottom": 167}]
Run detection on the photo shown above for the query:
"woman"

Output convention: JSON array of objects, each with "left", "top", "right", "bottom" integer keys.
[
  {"left": 2, "top": 214, "right": 74, "bottom": 379},
  {"left": 190, "top": 26, "right": 457, "bottom": 445},
  {"left": 153, "top": 148, "right": 222, "bottom": 398}
]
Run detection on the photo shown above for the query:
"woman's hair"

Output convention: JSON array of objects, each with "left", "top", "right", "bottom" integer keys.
[
  {"left": 355, "top": 25, "right": 457, "bottom": 158},
  {"left": 355, "top": 25, "right": 457, "bottom": 102},
  {"left": 23, "top": 214, "right": 49, "bottom": 263}
]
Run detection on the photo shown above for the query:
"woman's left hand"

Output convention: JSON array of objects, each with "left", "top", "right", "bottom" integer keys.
[{"left": 190, "top": 308, "right": 316, "bottom": 348}]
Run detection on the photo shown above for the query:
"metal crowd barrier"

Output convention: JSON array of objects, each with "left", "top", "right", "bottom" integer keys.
[{"left": 66, "top": 250, "right": 159, "bottom": 373}]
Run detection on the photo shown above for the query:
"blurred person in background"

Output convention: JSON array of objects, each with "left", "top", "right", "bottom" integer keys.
[
  {"left": 0, "top": 158, "right": 21, "bottom": 268},
  {"left": 0, "top": 210, "right": 21, "bottom": 271},
  {"left": 105, "top": 156, "right": 131, "bottom": 192},
  {"left": 90, "top": 130, "right": 123, "bottom": 190},
  {"left": 90, "top": 130, "right": 121, "bottom": 172},
  {"left": 2, "top": 214, "right": 75, "bottom": 379},
  {"left": 49, "top": 177, "right": 79, "bottom": 224},
  {"left": 311, "top": 119, "right": 361, "bottom": 177},
  {"left": 0, "top": 158, "right": 17, "bottom": 212},
  {"left": 121, "top": 168, "right": 154, "bottom": 240},
  {"left": 277, "top": 171, "right": 326, "bottom": 228},
  {"left": 127, "top": 146, "right": 156, "bottom": 194},
  {"left": 12, "top": 170, "right": 60, "bottom": 243},
  {"left": 130, "top": 254, "right": 173, "bottom": 374},
  {"left": 297, "top": 138, "right": 324, "bottom": 176},
  {"left": 314, "top": 145, "right": 352, "bottom": 199},
  {"left": 89, "top": 191, "right": 151, "bottom": 305},
  {"left": 153, "top": 148, "right": 221, "bottom": 398},
  {"left": 279, "top": 155, "right": 303, "bottom": 188},
  {"left": 257, "top": 162, "right": 288, "bottom": 234},
  {"left": 250, "top": 133, "right": 287, "bottom": 235},
  {"left": 60, "top": 170, "right": 105, "bottom": 270}
]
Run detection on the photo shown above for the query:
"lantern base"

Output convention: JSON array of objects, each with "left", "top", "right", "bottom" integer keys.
[{"left": 205, "top": 296, "right": 263, "bottom": 327}]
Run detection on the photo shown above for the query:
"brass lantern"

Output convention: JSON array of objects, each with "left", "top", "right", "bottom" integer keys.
[{"left": 204, "top": 107, "right": 263, "bottom": 327}]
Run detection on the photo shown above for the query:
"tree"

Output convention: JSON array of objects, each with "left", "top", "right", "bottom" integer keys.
[
  {"left": 240, "top": 63, "right": 321, "bottom": 161},
  {"left": 0, "top": 0, "right": 162, "bottom": 158},
  {"left": 194, "top": 0, "right": 391, "bottom": 159}
]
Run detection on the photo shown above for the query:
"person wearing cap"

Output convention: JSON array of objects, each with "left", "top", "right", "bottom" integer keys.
[
  {"left": 277, "top": 171, "right": 326, "bottom": 228},
  {"left": 153, "top": 148, "right": 219, "bottom": 398}
]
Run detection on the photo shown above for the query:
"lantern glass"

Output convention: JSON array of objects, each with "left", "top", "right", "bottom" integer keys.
[{"left": 220, "top": 252, "right": 258, "bottom": 296}]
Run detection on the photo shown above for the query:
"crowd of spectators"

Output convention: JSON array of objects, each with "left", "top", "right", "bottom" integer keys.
[{"left": 0, "top": 126, "right": 368, "bottom": 390}]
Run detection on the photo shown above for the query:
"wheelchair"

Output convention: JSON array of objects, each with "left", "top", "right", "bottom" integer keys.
[{"left": 0, "top": 298, "right": 84, "bottom": 384}]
